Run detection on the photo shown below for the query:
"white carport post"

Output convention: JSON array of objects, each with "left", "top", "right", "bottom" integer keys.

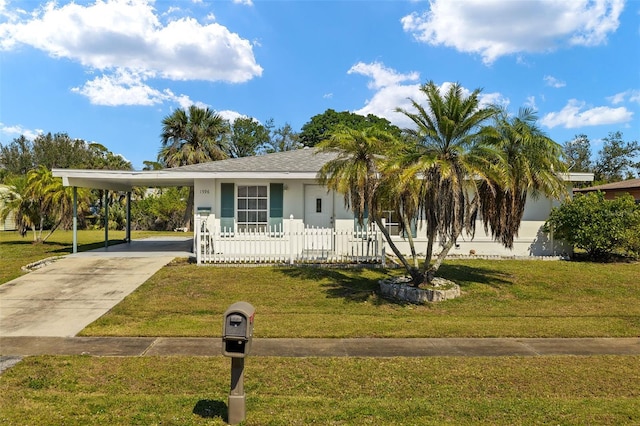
[
  {"left": 126, "top": 191, "right": 131, "bottom": 243},
  {"left": 104, "top": 191, "right": 109, "bottom": 249},
  {"left": 72, "top": 187, "right": 78, "bottom": 254}
]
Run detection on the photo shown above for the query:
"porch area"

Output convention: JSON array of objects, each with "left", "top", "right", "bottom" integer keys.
[{"left": 194, "top": 215, "right": 385, "bottom": 265}]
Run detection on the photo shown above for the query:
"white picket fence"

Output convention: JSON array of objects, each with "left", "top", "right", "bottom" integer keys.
[{"left": 194, "top": 215, "right": 384, "bottom": 265}]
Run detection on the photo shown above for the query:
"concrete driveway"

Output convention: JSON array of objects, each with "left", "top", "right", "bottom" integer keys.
[{"left": 0, "top": 237, "right": 192, "bottom": 337}]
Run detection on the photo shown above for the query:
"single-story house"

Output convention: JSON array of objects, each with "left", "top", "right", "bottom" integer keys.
[
  {"left": 0, "top": 185, "right": 18, "bottom": 232},
  {"left": 573, "top": 178, "right": 640, "bottom": 202},
  {"left": 53, "top": 148, "right": 594, "bottom": 264}
]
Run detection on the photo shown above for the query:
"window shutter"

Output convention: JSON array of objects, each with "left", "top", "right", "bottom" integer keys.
[
  {"left": 269, "top": 183, "right": 284, "bottom": 230},
  {"left": 220, "top": 183, "right": 234, "bottom": 231}
]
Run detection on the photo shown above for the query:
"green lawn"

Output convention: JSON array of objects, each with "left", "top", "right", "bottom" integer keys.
[
  {"left": 1, "top": 355, "right": 638, "bottom": 425},
  {"left": 82, "top": 259, "right": 640, "bottom": 338},
  {"left": 2, "top": 233, "right": 639, "bottom": 424}
]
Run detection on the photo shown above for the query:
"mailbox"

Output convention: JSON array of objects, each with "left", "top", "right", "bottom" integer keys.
[{"left": 222, "top": 301, "right": 255, "bottom": 358}]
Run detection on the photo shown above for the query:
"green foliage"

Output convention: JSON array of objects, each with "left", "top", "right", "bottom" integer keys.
[
  {"left": 227, "top": 116, "right": 272, "bottom": 158},
  {"left": 266, "top": 122, "right": 302, "bottom": 152},
  {"left": 545, "top": 191, "right": 640, "bottom": 259},
  {"left": 594, "top": 131, "right": 640, "bottom": 182},
  {"left": 563, "top": 134, "right": 592, "bottom": 173},
  {"left": 130, "top": 187, "right": 188, "bottom": 231},
  {"left": 299, "top": 109, "right": 401, "bottom": 147}
]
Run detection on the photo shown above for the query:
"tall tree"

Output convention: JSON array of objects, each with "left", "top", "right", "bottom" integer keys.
[
  {"left": 159, "top": 105, "right": 230, "bottom": 230},
  {"left": 396, "top": 81, "right": 501, "bottom": 283},
  {"left": 594, "top": 131, "right": 640, "bottom": 183},
  {"left": 0, "top": 135, "right": 34, "bottom": 180},
  {"left": 300, "top": 109, "right": 402, "bottom": 147},
  {"left": 227, "top": 117, "right": 272, "bottom": 158},
  {"left": 267, "top": 123, "right": 302, "bottom": 153},
  {"left": 563, "top": 134, "right": 592, "bottom": 173}
]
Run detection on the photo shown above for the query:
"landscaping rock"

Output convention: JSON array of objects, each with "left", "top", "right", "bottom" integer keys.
[{"left": 379, "top": 276, "right": 461, "bottom": 304}]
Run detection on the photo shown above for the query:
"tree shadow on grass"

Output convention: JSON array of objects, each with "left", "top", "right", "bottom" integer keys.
[
  {"left": 275, "top": 266, "right": 389, "bottom": 304},
  {"left": 436, "top": 263, "right": 514, "bottom": 288},
  {"left": 193, "top": 399, "right": 227, "bottom": 421}
]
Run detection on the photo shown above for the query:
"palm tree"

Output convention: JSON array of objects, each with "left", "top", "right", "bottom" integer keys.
[
  {"left": 25, "top": 166, "right": 91, "bottom": 242},
  {"left": 159, "top": 105, "right": 230, "bottom": 230},
  {"left": 397, "top": 81, "right": 501, "bottom": 284},
  {"left": 474, "top": 108, "right": 567, "bottom": 248},
  {"left": 315, "top": 126, "right": 429, "bottom": 280},
  {"left": 0, "top": 175, "right": 39, "bottom": 240}
]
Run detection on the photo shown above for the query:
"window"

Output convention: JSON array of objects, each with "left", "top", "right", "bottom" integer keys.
[
  {"left": 381, "top": 210, "right": 400, "bottom": 236},
  {"left": 237, "top": 185, "right": 268, "bottom": 231},
  {"left": 316, "top": 198, "right": 322, "bottom": 213}
]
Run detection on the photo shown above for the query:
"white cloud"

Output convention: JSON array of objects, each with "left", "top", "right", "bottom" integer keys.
[
  {"left": 217, "top": 109, "right": 245, "bottom": 123},
  {"left": 541, "top": 99, "right": 633, "bottom": 128},
  {"left": 607, "top": 89, "right": 640, "bottom": 105},
  {"left": 71, "top": 68, "right": 205, "bottom": 108},
  {"left": 348, "top": 61, "right": 420, "bottom": 90},
  {"left": 0, "top": 123, "right": 44, "bottom": 140},
  {"left": 233, "top": 0, "right": 254, "bottom": 6},
  {"left": 544, "top": 75, "right": 566, "bottom": 88},
  {"left": 524, "top": 96, "right": 537, "bottom": 109},
  {"left": 349, "top": 62, "right": 508, "bottom": 129},
  {"left": 401, "top": 0, "right": 624, "bottom": 64},
  {"left": 0, "top": 0, "right": 262, "bottom": 83}
]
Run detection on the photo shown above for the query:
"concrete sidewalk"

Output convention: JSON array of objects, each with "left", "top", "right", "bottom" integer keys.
[{"left": 2, "top": 336, "right": 639, "bottom": 357}]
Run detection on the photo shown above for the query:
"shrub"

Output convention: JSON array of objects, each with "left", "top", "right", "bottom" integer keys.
[{"left": 545, "top": 191, "right": 640, "bottom": 260}]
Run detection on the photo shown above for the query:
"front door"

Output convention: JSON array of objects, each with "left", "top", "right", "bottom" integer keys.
[{"left": 304, "top": 185, "right": 333, "bottom": 250}]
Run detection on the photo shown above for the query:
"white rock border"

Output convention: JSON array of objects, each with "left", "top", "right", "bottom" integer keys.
[{"left": 379, "top": 276, "right": 461, "bottom": 303}]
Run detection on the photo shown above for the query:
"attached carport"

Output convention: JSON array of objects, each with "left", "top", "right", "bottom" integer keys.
[{"left": 52, "top": 169, "right": 197, "bottom": 253}]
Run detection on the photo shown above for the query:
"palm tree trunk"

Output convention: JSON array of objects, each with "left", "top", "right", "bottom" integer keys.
[
  {"left": 401, "top": 214, "right": 419, "bottom": 269},
  {"left": 182, "top": 187, "right": 195, "bottom": 231},
  {"left": 422, "top": 230, "right": 436, "bottom": 279},
  {"left": 41, "top": 219, "right": 62, "bottom": 243},
  {"left": 374, "top": 217, "right": 422, "bottom": 284},
  {"left": 425, "top": 238, "right": 456, "bottom": 284}
]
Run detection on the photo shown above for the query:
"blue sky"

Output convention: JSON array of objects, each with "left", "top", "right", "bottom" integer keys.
[{"left": 1, "top": 0, "right": 638, "bottom": 170}]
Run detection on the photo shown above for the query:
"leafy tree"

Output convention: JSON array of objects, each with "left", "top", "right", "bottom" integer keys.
[
  {"left": 87, "top": 143, "right": 132, "bottom": 170},
  {"left": 563, "top": 134, "right": 592, "bottom": 173},
  {"left": 594, "top": 131, "right": 639, "bottom": 183},
  {"left": 266, "top": 122, "right": 302, "bottom": 153},
  {"left": 32, "top": 133, "right": 94, "bottom": 170},
  {"left": 0, "top": 135, "right": 34, "bottom": 180},
  {"left": 131, "top": 187, "right": 188, "bottom": 231},
  {"left": 227, "top": 117, "right": 273, "bottom": 158},
  {"left": 300, "top": 109, "right": 401, "bottom": 147},
  {"left": 159, "top": 105, "right": 230, "bottom": 230},
  {"left": 545, "top": 191, "right": 640, "bottom": 260}
]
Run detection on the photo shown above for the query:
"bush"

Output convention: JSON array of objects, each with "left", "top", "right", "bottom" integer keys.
[{"left": 545, "top": 191, "right": 640, "bottom": 260}]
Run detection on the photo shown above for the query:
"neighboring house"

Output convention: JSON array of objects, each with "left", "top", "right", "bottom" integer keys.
[
  {"left": 54, "top": 148, "right": 594, "bottom": 263},
  {"left": 573, "top": 178, "right": 640, "bottom": 202},
  {"left": 0, "top": 185, "right": 18, "bottom": 232}
]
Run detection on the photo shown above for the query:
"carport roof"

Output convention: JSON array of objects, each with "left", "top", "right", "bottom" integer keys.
[{"left": 53, "top": 148, "right": 337, "bottom": 191}]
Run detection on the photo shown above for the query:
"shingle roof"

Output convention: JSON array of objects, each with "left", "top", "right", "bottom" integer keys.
[
  {"left": 574, "top": 178, "right": 640, "bottom": 192},
  {"left": 166, "top": 148, "right": 338, "bottom": 173}
]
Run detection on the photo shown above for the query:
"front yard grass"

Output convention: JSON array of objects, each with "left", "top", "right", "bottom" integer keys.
[
  {"left": 2, "top": 233, "right": 640, "bottom": 424},
  {"left": 1, "top": 355, "right": 638, "bottom": 425},
  {"left": 82, "top": 258, "right": 640, "bottom": 338}
]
